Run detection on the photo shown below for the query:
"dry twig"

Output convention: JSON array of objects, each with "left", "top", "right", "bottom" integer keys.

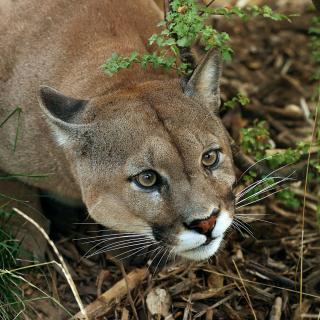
[{"left": 72, "top": 267, "right": 149, "bottom": 320}]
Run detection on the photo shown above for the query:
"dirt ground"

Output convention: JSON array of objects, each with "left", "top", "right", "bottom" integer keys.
[{"left": 20, "top": 1, "right": 320, "bottom": 319}]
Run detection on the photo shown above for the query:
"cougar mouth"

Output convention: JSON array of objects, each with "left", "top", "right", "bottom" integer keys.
[
  {"left": 203, "top": 235, "right": 218, "bottom": 245},
  {"left": 178, "top": 235, "right": 224, "bottom": 261},
  {"left": 172, "top": 211, "right": 233, "bottom": 261}
]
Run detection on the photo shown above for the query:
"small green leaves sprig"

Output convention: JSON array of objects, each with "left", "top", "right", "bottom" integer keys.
[
  {"left": 223, "top": 92, "right": 250, "bottom": 110},
  {"left": 102, "top": 0, "right": 290, "bottom": 76},
  {"left": 240, "top": 120, "right": 320, "bottom": 210},
  {"left": 240, "top": 120, "right": 272, "bottom": 160},
  {"left": 241, "top": 121, "right": 319, "bottom": 171},
  {"left": 206, "top": 5, "right": 290, "bottom": 22}
]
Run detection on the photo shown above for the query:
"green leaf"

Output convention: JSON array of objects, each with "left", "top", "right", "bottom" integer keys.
[
  {"left": 101, "top": 0, "right": 291, "bottom": 76},
  {"left": 177, "top": 36, "right": 191, "bottom": 47},
  {"left": 223, "top": 93, "right": 250, "bottom": 110},
  {"left": 276, "top": 190, "right": 301, "bottom": 210}
]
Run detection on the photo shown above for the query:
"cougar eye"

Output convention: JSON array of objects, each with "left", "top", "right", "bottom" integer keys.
[
  {"left": 201, "top": 149, "right": 220, "bottom": 168},
  {"left": 134, "top": 170, "right": 158, "bottom": 189}
]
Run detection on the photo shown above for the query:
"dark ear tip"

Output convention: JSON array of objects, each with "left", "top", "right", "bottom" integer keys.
[
  {"left": 39, "top": 85, "right": 51, "bottom": 94},
  {"left": 38, "top": 85, "right": 56, "bottom": 103},
  {"left": 38, "top": 86, "right": 88, "bottom": 122},
  {"left": 39, "top": 84, "right": 58, "bottom": 95},
  {"left": 39, "top": 85, "right": 50, "bottom": 91}
]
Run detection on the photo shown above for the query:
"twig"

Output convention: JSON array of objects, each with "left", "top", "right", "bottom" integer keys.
[
  {"left": 121, "top": 308, "right": 129, "bottom": 320},
  {"left": 119, "top": 263, "right": 139, "bottom": 320},
  {"left": 247, "top": 262, "right": 296, "bottom": 289},
  {"left": 188, "top": 283, "right": 235, "bottom": 301},
  {"left": 199, "top": 0, "right": 216, "bottom": 16},
  {"left": 205, "top": 0, "right": 216, "bottom": 7},
  {"left": 72, "top": 267, "right": 149, "bottom": 320},
  {"left": 269, "top": 297, "right": 282, "bottom": 320},
  {"left": 194, "top": 292, "right": 238, "bottom": 318},
  {"left": 232, "top": 259, "right": 257, "bottom": 320}
]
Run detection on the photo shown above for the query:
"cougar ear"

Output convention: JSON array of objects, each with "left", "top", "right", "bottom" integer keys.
[
  {"left": 183, "top": 49, "right": 222, "bottom": 114},
  {"left": 38, "top": 86, "right": 89, "bottom": 146},
  {"left": 38, "top": 86, "right": 88, "bottom": 122}
]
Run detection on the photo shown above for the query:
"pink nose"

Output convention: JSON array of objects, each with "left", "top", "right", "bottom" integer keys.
[
  {"left": 195, "top": 215, "right": 217, "bottom": 234},
  {"left": 187, "top": 213, "right": 218, "bottom": 234}
]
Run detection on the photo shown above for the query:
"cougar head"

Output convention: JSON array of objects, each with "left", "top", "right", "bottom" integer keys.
[{"left": 38, "top": 50, "right": 236, "bottom": 261}]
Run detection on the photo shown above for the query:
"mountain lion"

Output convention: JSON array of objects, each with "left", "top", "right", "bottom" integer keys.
[{"left": 0, "top": 0, "right": 235, "bottom": 261}]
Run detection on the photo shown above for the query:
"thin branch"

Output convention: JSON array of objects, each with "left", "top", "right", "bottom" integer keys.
[
  {"left": 232, "top": 259, "right": 257, "bottom": 320},
  {"left": 72, "top": 267, "right": 149, "bottom": 320}
]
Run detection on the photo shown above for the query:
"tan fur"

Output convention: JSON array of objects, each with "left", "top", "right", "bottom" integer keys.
[{"left": 0, "top": 0, "right": 235, "bottom": 259}]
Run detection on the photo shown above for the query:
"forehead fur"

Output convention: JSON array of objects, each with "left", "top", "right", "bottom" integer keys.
[{"left": 79, "top": 80, "right": 230, "bottom": 167}]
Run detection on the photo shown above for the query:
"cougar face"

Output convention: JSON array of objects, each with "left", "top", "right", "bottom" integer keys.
[{"left": 39, "top": 52, "right": 235, "bottom": 261}]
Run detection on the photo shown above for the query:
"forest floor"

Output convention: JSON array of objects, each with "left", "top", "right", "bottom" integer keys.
[{"left": 19, "top": 2, "right": 320, "bottom": 320}]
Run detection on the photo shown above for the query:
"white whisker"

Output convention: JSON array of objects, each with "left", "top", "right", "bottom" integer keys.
[
  {"left": 236, "top": 186, "right": 288, "bottom": 209},
  {"left": 236, "top": 176, "right": 294, "bottom": 200},
  {"left": 233, "top": 219, "right": 255, "bottom": 239},
  {"left": 236, "top": 172, "right": 295, "bottom": 205},
  {"left": 236, "top": 213, "right": 270, "bottom": 216},
  {"left": 237, "top": 154, "right": 276, "bottom": 182},
  {"left": 116, "top": 243, "right": 156, "bottom": 261},
  {"left": 231, "top": 223, "right": 245, "bottom": 237},
  {"left": 243, "top": 218, "right": 276, "bottom": 225},
  {"left": 73, "top": 221, "right": 149, "bottom": 227},
  {"left": 164, "top": 247, "right": 175, "bottom": 269},
  {"left": 81, "top": 233, "right": 153, "bottom": 258},
  {"left": 85, "top": 238, "right": 155, "bottom": 258},
  {"left": 237, "top": 157, "right": 297, "bottom": 184},
  {"left": 147, "top": 246, "right": 164, "bottom": 273},
  {"left": 76, "top": 233, "right": 152, "bottom": 244},
  {"left": 153, "top": 247, "right": 168, "bottom": 276},
  {"left": 94, "top": 237, "right": 155, "bottom": 252}
]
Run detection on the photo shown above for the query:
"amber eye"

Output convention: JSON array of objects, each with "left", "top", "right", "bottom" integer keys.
[
  {"left": 201, "top": 149, "right": 220, "bottom": 168},
  {"left": 135, "top": 170, "right": 158, "bottom": 188}
]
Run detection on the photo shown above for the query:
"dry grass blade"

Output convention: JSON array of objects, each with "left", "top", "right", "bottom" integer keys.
[
  {"left": 232, "top": 259, "right": 257, "bottom": 320},
  {"left": 12, "top": 207, "right": 87, "bottom": 319},
  {"left": 299, "top": 96, "right": 319, "bottom": 314}
]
